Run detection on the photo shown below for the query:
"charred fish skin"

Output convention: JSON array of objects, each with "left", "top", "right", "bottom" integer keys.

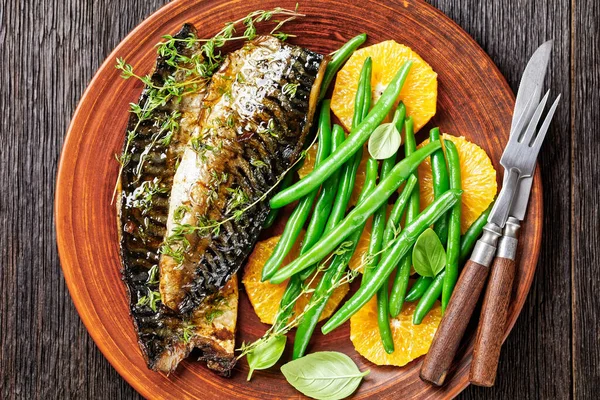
[
  {"left": 118, "top": 24, "right": 239, "bottom": 375},
  {"left": 160, "top": 36, "right": 327, "bottom": 314}
]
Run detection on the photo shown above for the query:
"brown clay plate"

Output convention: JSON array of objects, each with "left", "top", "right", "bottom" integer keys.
[{"left": 55, "top": 0, "right": 542, "bottom": 398}]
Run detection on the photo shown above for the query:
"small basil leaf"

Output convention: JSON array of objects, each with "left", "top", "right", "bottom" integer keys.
[
  {"left": 368, "top": 123, "right": 401, "bottom": 160},
  {"left": 412, "top": 228, "right": 446, "bottom": 277},
  {"left": 246, "top": 334, "right": 286, "bottom": 381},
  {"left": 281, "top": 351, "right": 369, "bottom": 400}
]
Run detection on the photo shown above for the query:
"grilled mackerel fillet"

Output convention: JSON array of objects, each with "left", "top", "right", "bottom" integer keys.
[
  {"left": 118, "top": 24, "right": 239, "bottom": 375},
  {"left": 160, "top": 35, "right": 326, "bottom": 314},
  {"left": 118, "top": 25, "right": 326, "bottom": 374}
]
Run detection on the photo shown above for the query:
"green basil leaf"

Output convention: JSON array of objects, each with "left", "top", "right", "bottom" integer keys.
[
  {"left": 367, "top": 122, "right": 401, "bottom": 160},
  {"left": 246, "top": 334, "right": 286, "bottom": 381},
  {"left": 281, "top": 351, "right": 369, "bottom": 400},
  {"left": 412, "top": 228, "right": 446, "bottom": 277}
]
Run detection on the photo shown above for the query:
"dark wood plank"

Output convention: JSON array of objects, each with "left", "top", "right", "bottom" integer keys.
[
  {"left": 427, "top": 1, "right": 573, "bottom": 399},
  {"left": 0, "top": 0, "right": 588, "bottom": 398},
  {"left": 572, "top": 0, "right": 600, "bottom": 398},
  {"left": 0, "top": 0, "right": 166, "bottom": 398}
]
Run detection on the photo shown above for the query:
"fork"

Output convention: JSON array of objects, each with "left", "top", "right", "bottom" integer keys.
[{"left": 419, "top": 91, "right": 561, "bottom": 386}]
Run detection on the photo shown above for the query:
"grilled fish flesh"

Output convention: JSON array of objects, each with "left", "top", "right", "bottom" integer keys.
[
  {"left": 160, "top": 35, "right": 326, "bottom": 315},
  {"left": 118, "top": 25, "right": 326, "bottom": 374},
  {"left": 118, "top": 24, "right": 239, "bottom": 375}
]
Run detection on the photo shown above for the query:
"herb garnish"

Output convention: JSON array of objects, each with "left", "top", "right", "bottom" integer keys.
[
  {"left": 129, "top": 178, "right": 168, "bottom": 215},
  {"left": 205, "top": 309, "right": 225, "bottom": 323},
  {"left": 412, "top": 228, "right": 446, "bottom": 277},
  {"left": 282, "top": 82, "right": 299, "bottom": 98},
  {"left": 137, "top": 289, "right": 161, "bottom": 312},
  {"left": 112, "top": 7, "right": 303, "bottom": 202}
]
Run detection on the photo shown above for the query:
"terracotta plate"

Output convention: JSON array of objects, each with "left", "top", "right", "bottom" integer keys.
[{"left": 55, "top": 0, "right": 542, "bottom": 398}]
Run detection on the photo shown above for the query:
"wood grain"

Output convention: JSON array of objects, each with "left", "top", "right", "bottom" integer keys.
[
  {"left": 0, "top": 0, "right": 595, "bottom": 399},
  {"left": 573, "top": 0, "right": 600, "bottom": 398},
  {"left": 470, "top": 257, "right": 517, "bottom": 387}
]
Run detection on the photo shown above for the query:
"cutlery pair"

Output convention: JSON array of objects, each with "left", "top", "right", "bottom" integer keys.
[{"left": 419, "top": 41, "right": 560, "bottom": 387}]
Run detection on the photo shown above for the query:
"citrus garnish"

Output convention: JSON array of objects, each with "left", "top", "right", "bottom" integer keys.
[
  {"left": 351, "top": 299, "right": 442, "bottom": 366},
  {"left": 242, "top": 235, "right": 349, "bottom": 325},
  {"left": 417, "top": 134, "right": 497, "bottom": 233},
  {"left": 331, "top": 40, "right": 437, "bottom": 133},
  {"left": 297, "top": 143, "right": 318, "bottom": 179}
]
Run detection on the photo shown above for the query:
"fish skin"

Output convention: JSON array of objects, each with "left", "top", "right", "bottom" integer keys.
[
  {"left": 118, "top": 24, "right": 239, "bottom": 375},
  {"left": 160, "top": 36, "right": 327, "bottom": 315}
]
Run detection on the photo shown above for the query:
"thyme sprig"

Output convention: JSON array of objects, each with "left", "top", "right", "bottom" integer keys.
[{"left": 112, "top": 7, "right": 303, "bottom": 203}]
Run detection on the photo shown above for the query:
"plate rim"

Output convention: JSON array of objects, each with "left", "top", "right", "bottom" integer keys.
[{"left": 55, "top": 0, "right": 543, "bottom": 398}]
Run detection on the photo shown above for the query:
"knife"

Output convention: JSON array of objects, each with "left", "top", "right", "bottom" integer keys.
[
  {"left": 507, "top": 40, "right": 552, "bottom": 220},
  {"left": 419, "top": 42, "right": 558, "bottom": 387}
]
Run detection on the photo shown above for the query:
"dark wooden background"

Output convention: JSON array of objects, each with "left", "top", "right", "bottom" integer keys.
[{"left": 1, "top": 0, "right": 598, "bottom": 398}]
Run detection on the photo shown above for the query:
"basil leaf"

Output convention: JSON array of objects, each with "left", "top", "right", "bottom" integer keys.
[
  {"left": 246, "top": 334, "right": 286, "bottom": 381},
  {"left": 281, "top": 351, "right": 369, "bottom": 400},
  {"left": 412, "top": 228, "right": 446, "bottom": 277},
  {"left": 368, "top": 122, "right": 401, "bottom": 160}
]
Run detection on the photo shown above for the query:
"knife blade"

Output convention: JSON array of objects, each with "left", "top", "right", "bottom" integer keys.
[{"left": 506, "top": 40, "right": 553, "bottom": 220}]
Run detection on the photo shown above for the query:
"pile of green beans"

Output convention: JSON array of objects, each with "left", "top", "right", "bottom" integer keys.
[
  {"left": 269, "top": 140, "right": 442, "bottom": 284},
  {"left": 322, "top": 189, "right": 462, "bottom": 334},
  {"left": 257, "top": 33, "right": 500, "bottom": 353}
]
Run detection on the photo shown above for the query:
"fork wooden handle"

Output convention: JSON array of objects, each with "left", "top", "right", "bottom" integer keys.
[
  {"left": 469, "top": 256, "right": 516, "bottom": 386},
  {"left": 420, "top": 259, "right": 490, "bottom": 386}
]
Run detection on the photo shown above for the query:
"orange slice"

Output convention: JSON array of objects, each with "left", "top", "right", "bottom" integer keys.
[
  {"left": 242, "top": 235, "right": 349, "bottom": 325},
  {"left": 417, "top": 134, "right": 497, "bottom": 233},
  {"left": 351, "top": 299, "right": 442, "bottom": 366},
  {"left": 331, "top": 40, "right": 437, "bottom": 133}
]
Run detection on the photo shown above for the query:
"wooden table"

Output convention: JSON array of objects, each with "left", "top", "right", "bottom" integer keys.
[{"left": 1, "top": 0, "right": 597, "bottom": 398}]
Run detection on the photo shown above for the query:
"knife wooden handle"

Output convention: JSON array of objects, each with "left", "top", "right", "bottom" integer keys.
[
  {"left": 420, "top": 259, "right": 490, "bottom": 386},
  {"left": 469, "top": 256, "right": 516, "bottom": 387}
]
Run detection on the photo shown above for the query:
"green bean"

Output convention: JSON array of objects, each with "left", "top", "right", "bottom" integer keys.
[
  {"left": 459, "top": 200, "right": 494, "bottom": 264},
  {"left": 429, "top": 128, "right": 450, "bottom": 244},
  {"left": 321, "top": 189, "right": 463, "bottom": 334},
  {"left": 413, "top": 271, "right": 444, "bottom": 325},
  {"left": 301, "top": 127, "right": 345, "bottom": 256},
  {"left": 388, "top": 117, "right": 421, "bottom": 317},
  {"left": 270, "top": 61, "right": 414, "bottom": 209},
  {"left": 367, "top": 109, "right": 405, "bottom": 354},
  {"left": 269, "top": 140, "right": 442, "bottom": 284},
  {"left": 261, "top": 102, "right": 332, "bottom": 281},
  {"left": 293, "top": 159, "right": 378, "bottom": 359},
  {"left": 318, "top": 33, "right": 367, "bottom": 102},
  {"left": 324, "top": 58, "right": 372, "bottom": 233},
  {"left": 378, "top": 175, "right": 417, "bottom": 260},
  {"left": 441, "top": 140, "right": 462, "bottom": 312},
  {"left": 405, "top": 276, "right": 433, "bottom": 302},
  {"left": 412, "top": 202, "right": 494, "bottom": 322},
  {"left": 263, "top": 171, "right": 295, "bottom": 229}
]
